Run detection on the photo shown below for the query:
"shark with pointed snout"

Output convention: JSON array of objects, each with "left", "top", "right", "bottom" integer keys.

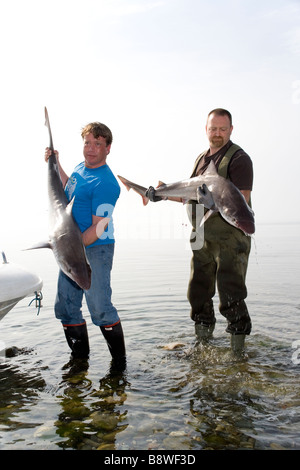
[{"left": 26, "top": 108, "right": 91, "bottom": 290}]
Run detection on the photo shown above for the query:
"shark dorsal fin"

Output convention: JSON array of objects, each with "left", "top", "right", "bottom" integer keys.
[
  {"left": 66, "top": 197, "right": 75, "bottom": 215},
  {"left": 204, "top": 160, "right": 218, "bottom": 175}
]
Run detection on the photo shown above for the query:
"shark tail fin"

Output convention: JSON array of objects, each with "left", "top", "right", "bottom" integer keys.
[
  {"left": 118, "top": 175, "right": 149, "bottom": 206},
  {"left": 117, "top": 175, "right": 132, "bottom": 192}
]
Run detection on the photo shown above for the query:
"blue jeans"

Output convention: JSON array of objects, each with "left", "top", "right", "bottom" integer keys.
[{"left": 54, "top": 243, "right": 119, "bottom": 327}]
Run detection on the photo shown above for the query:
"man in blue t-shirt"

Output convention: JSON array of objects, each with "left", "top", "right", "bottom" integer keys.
[{"left": 45, "top": 122, "right": 125, "bottom": 370}]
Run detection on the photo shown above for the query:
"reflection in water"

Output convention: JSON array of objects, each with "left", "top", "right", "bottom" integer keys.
[
  {"left": 0, "top": 348, "right": 46, "bottom": 443},
  {"left": 0, "top": 230, "right": 300, "bottom": 450},
  {"left": 55, "top": 359, "right": 129, "bottom": 450},
  {"left": 0, "top": 333, "right": 299, "bottom": 450},
  {"left": 175, "top": 338, "right": 300, "bottom": 450}
]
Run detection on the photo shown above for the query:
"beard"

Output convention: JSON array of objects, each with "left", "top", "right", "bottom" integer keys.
[{"left": 210, "top": 136, "right": 224, "bottom": 148}]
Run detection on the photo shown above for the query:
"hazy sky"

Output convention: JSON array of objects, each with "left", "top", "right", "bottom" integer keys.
[{"left": 0, "top": 0, "right": 299, "bottom": 247}]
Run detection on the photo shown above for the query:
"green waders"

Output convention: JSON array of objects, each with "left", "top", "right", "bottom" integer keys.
[{"left": 188, "top": 145, "right": 252, "bottom": 351}]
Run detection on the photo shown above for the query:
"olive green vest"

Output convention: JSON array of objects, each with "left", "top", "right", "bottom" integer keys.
[
  {"left": 191, "top": 143, "right": 241, "bottom": 179},
  {"left": 191, "top": 143, "right": 252, "bottom": 210},
  {"left": 188, "top": 144, "right": 250, "bottom": 230}
]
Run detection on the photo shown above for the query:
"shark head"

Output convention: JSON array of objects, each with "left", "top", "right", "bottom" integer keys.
[
  {"left": 220, "top": 201, "right": 255, "bottom": 236},
  {"left": 236, "top": 212, "right": 255, "bottom": 236},
  {"left": 61, "top": 258, "right": 92, "bottom": 290},
  {"left": 204, "top": 162, "right": 255, "bottom": 236}
]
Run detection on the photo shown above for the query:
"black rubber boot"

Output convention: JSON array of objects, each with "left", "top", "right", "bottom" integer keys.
[
  {"left": 100, "top": 321, "right": 126, "bottom": 371},
  {"left": 195, "top": 322, "right": 215, "bottom": 343},
  {"left": 63, "top": 321, "right": 90, "bottom": 359},
  {"left": 231, "top": 333, "right": 246, "bottom": 357}
]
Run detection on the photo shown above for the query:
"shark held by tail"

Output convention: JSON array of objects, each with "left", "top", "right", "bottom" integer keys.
[
  {"left": 118, "top": 161, "right": 255, "bottom": 236},
  {"left": 27, "top": 108, "right": 91, "bottom": 290}
]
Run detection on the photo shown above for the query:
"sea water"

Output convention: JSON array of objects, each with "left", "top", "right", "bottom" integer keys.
[{"left": 0, "top": 222, "right": 299, "bottom": 450}]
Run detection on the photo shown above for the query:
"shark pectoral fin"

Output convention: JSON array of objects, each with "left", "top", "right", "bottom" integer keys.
[
  {"left": 23, "top": 241, "right": 52, "bottom": 251},
  {"left": 196, "top": 185, "right": 216, "bottom": 209},
  {"left": 142, "top": 196, "right": 149, "bottom": 206},
  {"left": 200, "top": 209, "right": 216, "bottom": 227}
]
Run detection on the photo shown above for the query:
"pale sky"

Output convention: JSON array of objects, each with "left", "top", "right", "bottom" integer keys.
[{"left": 0, "top": 0, "right": 299, "bottom": 248}]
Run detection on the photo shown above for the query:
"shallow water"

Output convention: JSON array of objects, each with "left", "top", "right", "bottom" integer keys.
[{"left": 0, "top": 223, "right": 300, "bottom": 450}]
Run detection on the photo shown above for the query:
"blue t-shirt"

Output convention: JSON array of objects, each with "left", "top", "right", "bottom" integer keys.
[{"left": 65, "top": 163, "right": 120, "bottom": 247}]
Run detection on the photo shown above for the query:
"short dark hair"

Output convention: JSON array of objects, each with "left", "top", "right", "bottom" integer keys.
[
  {"left": 81, "top": 122, "right": 113, "bottom": 146},
  {"left": 207, "top": 108, "right": 232, "bottom": 126}
]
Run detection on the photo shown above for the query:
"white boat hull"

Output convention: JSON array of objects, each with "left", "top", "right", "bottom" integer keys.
[{"left": 0, "top": 257, "right": 43, "bottom": 321}]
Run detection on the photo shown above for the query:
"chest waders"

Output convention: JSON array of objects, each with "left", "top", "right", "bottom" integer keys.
[{"left": 187, "top": 144, "right": 252, "bottom": 355}]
